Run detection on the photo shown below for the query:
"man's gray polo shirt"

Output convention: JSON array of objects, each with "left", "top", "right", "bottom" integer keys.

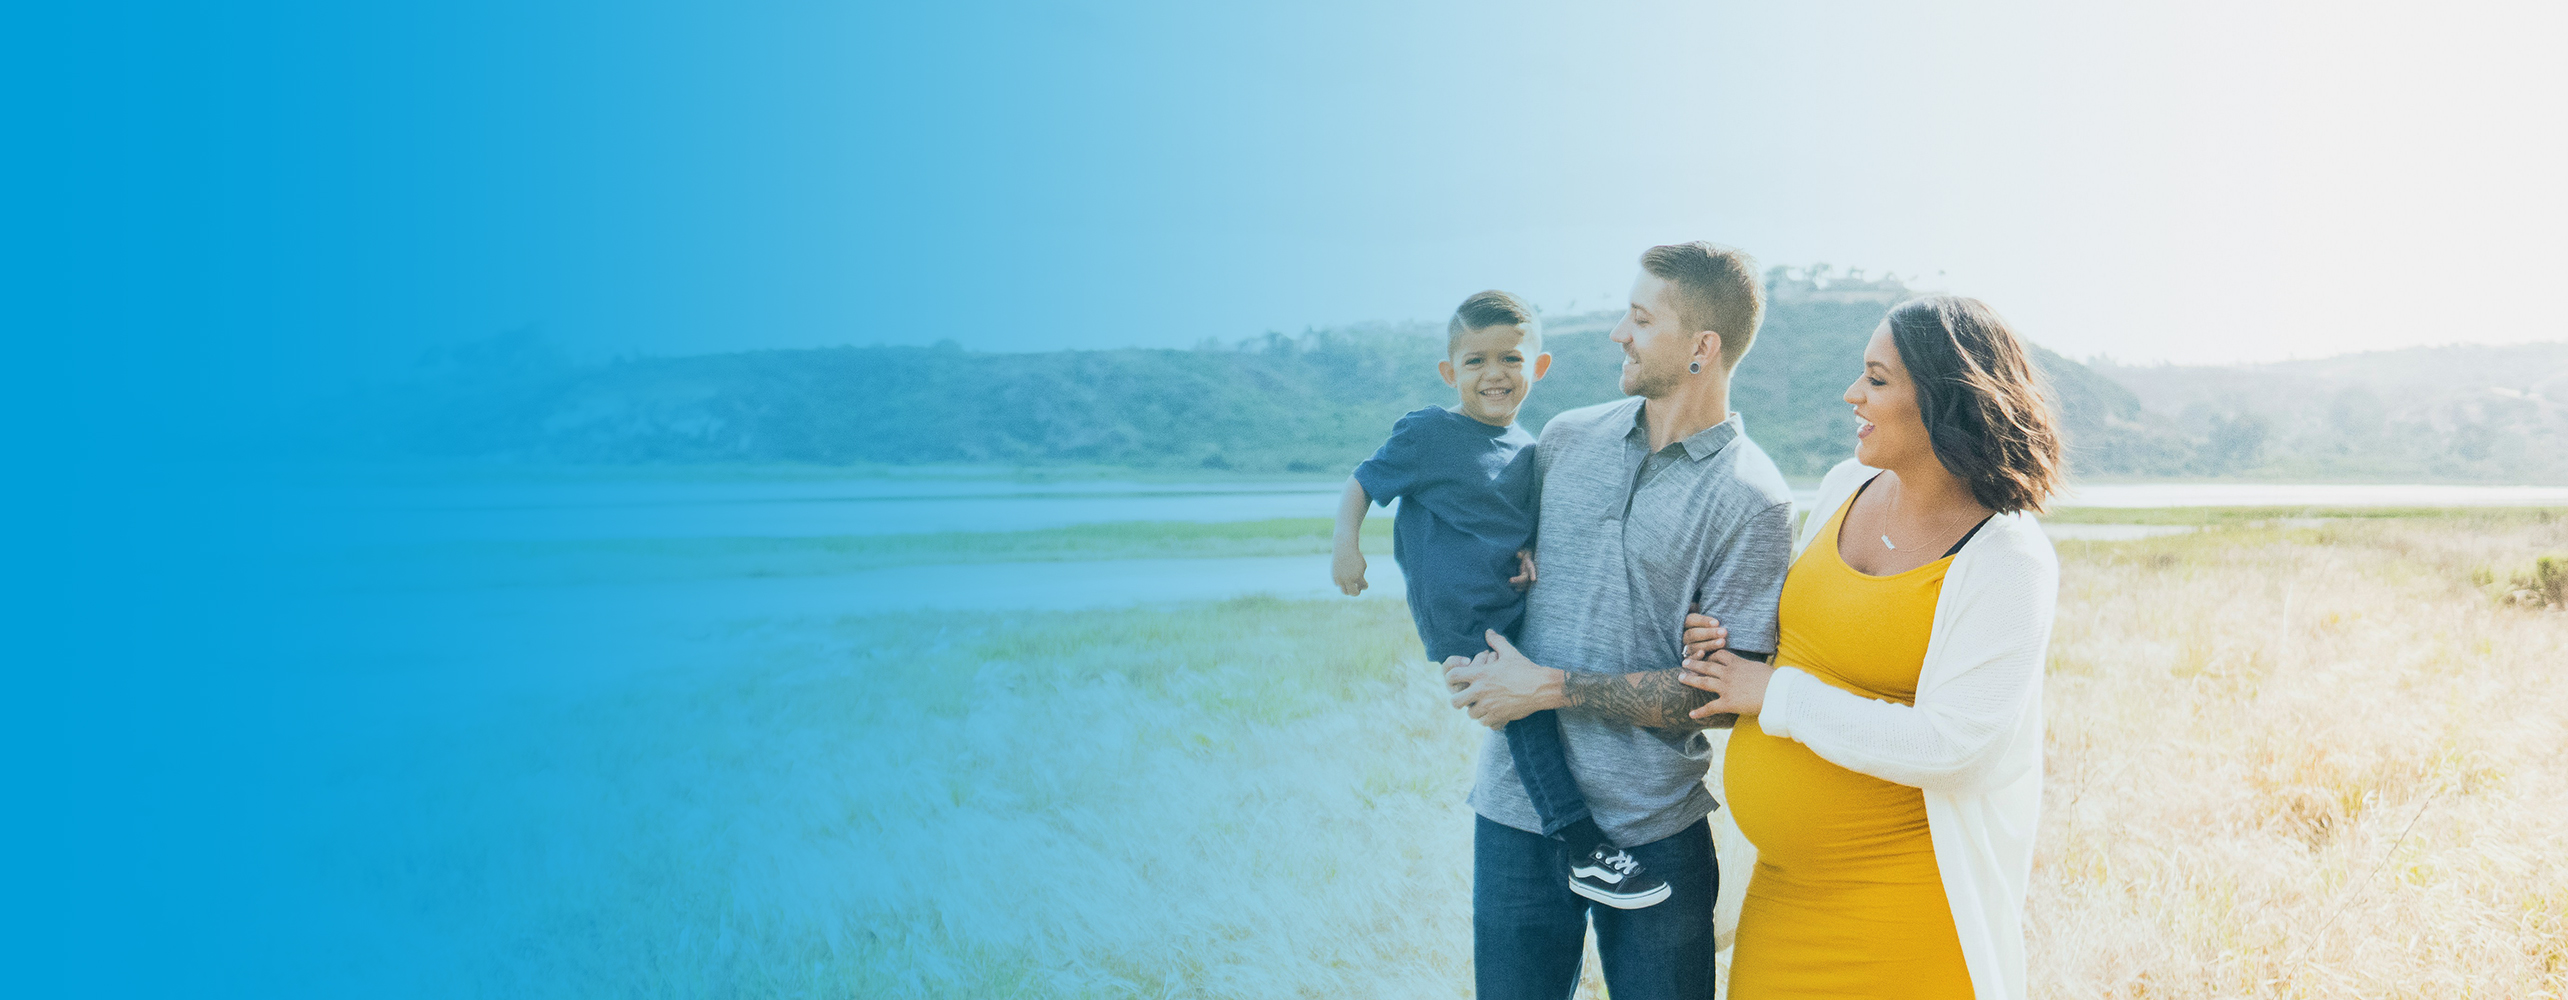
[{"left": 1470, "top": 396, "right": 1796, "bottom": 848}]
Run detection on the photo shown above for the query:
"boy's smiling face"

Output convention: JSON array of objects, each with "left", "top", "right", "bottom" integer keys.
[{"left": 1440, "top": 324, "right": 1552, "bottom": 426}]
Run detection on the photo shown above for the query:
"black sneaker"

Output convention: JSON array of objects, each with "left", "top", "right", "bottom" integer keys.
[{"left": 1568, "top": 844, "right": 1669, "bottom": 909}]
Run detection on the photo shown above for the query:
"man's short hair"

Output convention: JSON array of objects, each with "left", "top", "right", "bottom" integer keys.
[
  {"left": 1446, "top": 289, "right": 1542, "bottom": 354},
  {"left": 1639, "top": 242, "right": 1765, "bottom": 370}
]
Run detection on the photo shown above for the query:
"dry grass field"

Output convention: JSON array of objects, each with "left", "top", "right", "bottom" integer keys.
[
  {"left": 2031, "top": 512, "right": 2568, "bottom": 999},
  {"left": 354, "top": 511, "right": 2568, "bottom": 997}
]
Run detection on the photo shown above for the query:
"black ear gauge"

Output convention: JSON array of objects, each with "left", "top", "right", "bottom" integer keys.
[{"left": 1688, "top": 360, "right": 1703, "bottom": 374}]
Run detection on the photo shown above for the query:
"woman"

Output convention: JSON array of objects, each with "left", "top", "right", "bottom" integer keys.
[{"left": 1679, "top": 295, "right": 2062, "bottom": 999}]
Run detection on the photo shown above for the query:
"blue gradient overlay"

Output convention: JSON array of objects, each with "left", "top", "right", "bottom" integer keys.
[{"left": 3, "top": 5, "right": 1529, "bottom": 994}]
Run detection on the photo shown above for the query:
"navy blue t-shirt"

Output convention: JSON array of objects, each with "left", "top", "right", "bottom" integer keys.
[{"left": 1352, "top": 406, "right": 1539, "bottom": 662}]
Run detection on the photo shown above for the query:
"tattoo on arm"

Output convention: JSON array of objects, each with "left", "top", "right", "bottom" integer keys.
[
  {"left": 1563, "top": 669, "right": 1725, "bottom": 731},
  {"left": 1559, "top": 651, "right": 1769, "bottom": 732}
]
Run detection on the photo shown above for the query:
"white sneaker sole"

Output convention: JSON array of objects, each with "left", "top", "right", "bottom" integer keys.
[{"left": 1569, "top": 876, "right": 1672, "bottom": 909}]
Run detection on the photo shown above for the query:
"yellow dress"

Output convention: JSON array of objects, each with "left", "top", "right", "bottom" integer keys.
[{"left": 1724, "top": 492, "right": 1974, "bottom": 998}]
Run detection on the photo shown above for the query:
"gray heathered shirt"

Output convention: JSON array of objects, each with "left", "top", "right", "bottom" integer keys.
[{"left": 1469, "top": 397, "right": 1797, "bottom": 848}]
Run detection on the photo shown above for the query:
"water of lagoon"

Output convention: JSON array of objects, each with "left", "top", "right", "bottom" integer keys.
[
  {"left": 293, "top": 475, "right": 2565, "bottom": 622},
  {"left": 343, "top": 476, "right": 2568, "bottom": 543}
]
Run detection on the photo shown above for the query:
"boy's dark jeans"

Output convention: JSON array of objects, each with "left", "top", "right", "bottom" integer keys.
[
  {"left": 1474, "top": 815, "right": 1718, "bottom": 1000},
  {"left": 1505, "top": 709, "right": 1593, "bottom": 837}
]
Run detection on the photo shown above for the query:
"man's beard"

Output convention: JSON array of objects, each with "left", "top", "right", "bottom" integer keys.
[{"left": 1620, "top": 353, "right": 1682, "bottom": 399}]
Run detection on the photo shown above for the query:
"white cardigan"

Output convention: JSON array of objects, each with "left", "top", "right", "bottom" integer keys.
[{"left": 1737, "top": 459, "right": 2058, "bottom": 1000}]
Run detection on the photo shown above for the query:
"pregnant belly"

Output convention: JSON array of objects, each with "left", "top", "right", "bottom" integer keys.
[{"left": 1724, "top": 717, "right": 1939, "bottom": 881}]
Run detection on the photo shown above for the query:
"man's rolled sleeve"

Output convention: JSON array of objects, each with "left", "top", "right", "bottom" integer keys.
[{"left": 1694, "top": 500, "right": 1796, "bottom": 655}]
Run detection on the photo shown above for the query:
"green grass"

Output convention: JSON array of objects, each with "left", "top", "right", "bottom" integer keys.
[
  {"left": 372, "top": 517, "right": 1395, "bottom": 589},
  {"left": 361, "top": 508, "right": 2568, "bottom": 592},
  {"left": 843, "top": 594, "right": 1427, "bottom": 726},
  {"left": 343, "top": 507, "right": 2568, "bottom": 597},
  {"left": 341, "top": 594, "right": 1461, "bottom": 997},
  {"left": 327, "top": 460, "right": 1358, "bottom": 486},
  {"left": 2038, "top": 505, "right": 2568, "bottom": 526}
]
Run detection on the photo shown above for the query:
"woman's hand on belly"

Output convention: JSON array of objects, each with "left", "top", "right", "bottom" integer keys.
[{"left": 1680, "top": 649, "right": 1775, "bottom": 718}]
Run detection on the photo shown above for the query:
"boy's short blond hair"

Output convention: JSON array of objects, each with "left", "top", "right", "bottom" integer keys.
[{"left": 1446, "top": 290, "right": 1542, "bottom": 354}]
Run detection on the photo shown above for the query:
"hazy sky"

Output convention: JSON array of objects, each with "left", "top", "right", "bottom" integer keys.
[{"left": 128, "top": 0, "right": 2568, "bottom": 371}]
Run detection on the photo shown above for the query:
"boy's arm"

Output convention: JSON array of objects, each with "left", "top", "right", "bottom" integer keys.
[
  {"left": 1331, "top": 477, "right": 1371, "bottom": 596},
  {"left": 1510, "top": 438, "right": 1544, "bottom": 590},
  {"left": 1342, "top": 410, "right": 1430, "bottom": 597}
]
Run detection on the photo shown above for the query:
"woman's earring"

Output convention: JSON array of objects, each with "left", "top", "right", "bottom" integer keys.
[{"left": 1687, "top": 360, "right": 1704, "bottom": 375}]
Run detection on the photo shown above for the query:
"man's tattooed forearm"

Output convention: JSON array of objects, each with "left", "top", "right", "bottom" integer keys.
[{"left": 1561, "top": 669, "right": 1734, "bottom": 731}]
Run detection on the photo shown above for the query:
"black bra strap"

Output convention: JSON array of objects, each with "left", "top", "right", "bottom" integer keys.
[
  {"left": 1856, "top": 472, "right": 1989, "bottom": 558},
  {"left": 1943, "top": 516, "right": 1993, "bottom": 558}
]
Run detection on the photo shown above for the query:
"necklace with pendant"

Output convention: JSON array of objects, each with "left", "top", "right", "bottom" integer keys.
[{"left": 1880, "top": 483, "right": 1900, "bottom": 550}]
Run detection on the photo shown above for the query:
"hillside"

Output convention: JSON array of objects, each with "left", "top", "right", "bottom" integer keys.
[
  {"left": 371, "top": 272, "right": 2192, "bottom": 478},
  {"left": 2097, "top": 342, "right": 2568, "bottom": 482},
  {"left": 365, "top": 273, "right": 2564, "bottom": 483}
]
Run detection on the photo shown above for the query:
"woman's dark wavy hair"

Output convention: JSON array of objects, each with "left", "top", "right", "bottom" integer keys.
[{"left": 1885, "top": 295, "right": 2065, "bottom": 514}]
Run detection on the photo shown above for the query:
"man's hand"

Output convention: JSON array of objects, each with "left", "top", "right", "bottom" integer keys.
[
  {"left": 1445, "top": 631, "right": 1566, "bottom": 730},
  {"left": 1332, "top": 545, "right": 1368, "bottom": 596},
  {"left": 1508, "top": 549, "right": 1538, "bottom": 592},
  {"left": 1676, "top": 648, "right": 1776, "bottom": 718},
  {"left": 1681, "top": 612, "right": 1728, "bottom": 659}
]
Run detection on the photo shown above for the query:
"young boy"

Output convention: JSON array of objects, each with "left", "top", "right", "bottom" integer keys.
[{"left": 1330, "top": 290, "right": 1669, "bottom": 909}]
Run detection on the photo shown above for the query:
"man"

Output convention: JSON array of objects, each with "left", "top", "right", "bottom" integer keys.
[{"left": 1442, "top": 242, "right": 1796, "bottom": 1000}]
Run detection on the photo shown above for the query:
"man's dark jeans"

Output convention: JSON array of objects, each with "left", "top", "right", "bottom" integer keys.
[
  {"left": 1474, "top": 815, "right": 1718, "bottom": 1000},
  {"left": 1505, "top": 709, "right": 1591, "bottom": 836}
]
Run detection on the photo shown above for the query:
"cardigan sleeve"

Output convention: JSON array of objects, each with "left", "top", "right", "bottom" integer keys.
[{"left": 1757, "top": 528, "right": 2056, "bottom": 794}]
